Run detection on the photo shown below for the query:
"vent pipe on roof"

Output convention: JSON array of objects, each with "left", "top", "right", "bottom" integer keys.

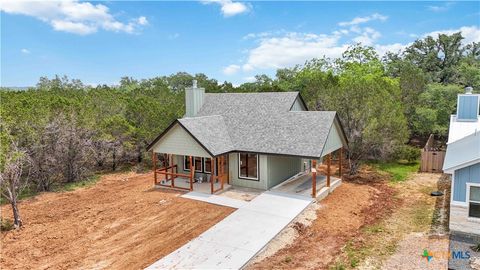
[
  {"left": 185, "top": 80, "right": 205, "bottom": 117},
  {"left": 465, "top": 86, "right": 473, "bottom": 94}
]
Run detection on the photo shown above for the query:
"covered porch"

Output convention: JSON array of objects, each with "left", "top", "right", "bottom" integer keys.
[
  {"left": 152, "top": 153, "right": 229, "bottom": 194},
  {"left": 272, "top": 147, "right": 345, "bottom": 198}
]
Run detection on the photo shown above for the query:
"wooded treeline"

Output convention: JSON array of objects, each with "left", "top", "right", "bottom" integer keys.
[{"left": 1, "top": 32, "right": 479, "bottom": 228}]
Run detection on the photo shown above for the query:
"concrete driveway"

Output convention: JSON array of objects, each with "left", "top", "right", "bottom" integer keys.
[{"left": 146, "top": 191, "right": 312, "bottom": 269}]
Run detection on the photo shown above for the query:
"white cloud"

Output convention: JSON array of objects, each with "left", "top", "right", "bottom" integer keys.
[
  {"left": 223, "top": 64, "right": 241, "bottom": 75},
  {"left": 201, "top": 0, "right": 250, "bottom": 17},
  {"left": 238, "top": 25, "right": 480, "bottom": 73},
  {"left": 427, "top": 2, "right": 455, "bottom": 12},
  {"left": 338, "top": 13, "right": 388, "bottom": 27},
  {"left": 0, "top": 0, "right": 148, "bottom": 35},
  {"left": 21, "top": 48, "right": 30, "bottom": 54},
  {"left": 424, "top": 26, "right": 480, "bottom": 45},
  {"left": 242, "top": 32, "right": 347, "bottom": 70},
  {"left": 352, "top": 27, "right": 381, "bottom": 46}
]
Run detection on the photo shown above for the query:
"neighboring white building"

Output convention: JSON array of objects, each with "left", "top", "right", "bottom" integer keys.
[{"left": 443, "top": 87, "right": 480, "bottom": 235}]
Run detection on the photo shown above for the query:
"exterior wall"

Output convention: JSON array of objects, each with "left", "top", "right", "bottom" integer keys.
[
  {"left": 450, "top": 162, "right": 480, "bottom": 235},
  {"left": 457, "top": 95, "right": 479, "bottom": 121},
  {"left": 290, "top": 96, "right": 307, "bottom": 111},
  {"left": 228, "top": 153, "right": 268, "bottom": 190},
  {"left": 267, "top": 155, "right": 302, "bottom": 189},
  {"left": 449, "top": 204, "right": 480, "bottom": 235},
  {"left": 321, "top": 120, "right": 344, "bottom": 156},
  {"left": 152, "top": 124, "right": 211, "bottom": 158},
  {"left": 453, "top": 163, "right": 480, "bottom": 202}
]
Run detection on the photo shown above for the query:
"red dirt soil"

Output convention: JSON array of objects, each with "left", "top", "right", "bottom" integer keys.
[
  {"left": 248, "top": 167, "right": 396, "bottom": 270},
  {"left": 0, "top": 172, "right": 234, "bottom": 270}
]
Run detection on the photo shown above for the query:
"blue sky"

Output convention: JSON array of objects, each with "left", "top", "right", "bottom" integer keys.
[{"left": 1, "top": 1, "right": 479, "bottom": 87}]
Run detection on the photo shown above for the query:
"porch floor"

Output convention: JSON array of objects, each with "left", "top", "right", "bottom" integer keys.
[
  {"left": 272, "top": 172, "right": 341, "bottom": 198},
  {"left": 156, "top": 177, "right": 230, "bottom": 194}
]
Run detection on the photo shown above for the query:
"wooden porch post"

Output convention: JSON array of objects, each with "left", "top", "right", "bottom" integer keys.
[
  {"left": 189, "top": 156, "right": 194, "bottom": 191},
  {"left": 170, "top": 154, "right": 175, "bottom": 187},
  {"left": 339, "top": 147, "right": 343, "bottom": 180},
  {"left": 220, "top": 156, "right": 224, "bottom": 190},
  {"left": 312, "top": 160, "right": 317, "bottom": 198},
  {"left": 152, "top": 151, "right": 157, "bottom": 185},
  {"left": 210, "top": 157, "right": 215, "bottom": 194},
  {"left": 327, "top": 153, "right": 331, "bottom": 187}
]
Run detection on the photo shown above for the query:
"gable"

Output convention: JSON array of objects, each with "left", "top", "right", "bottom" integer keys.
[
  {"left": 321, "top": 119, "right": 347, "bottom": 157},
  {"left": 290, "top": 96, "right": 307, "bottom": 111},
  {"left": 151, "top": 123, "right": 211, "bottom": 158}
]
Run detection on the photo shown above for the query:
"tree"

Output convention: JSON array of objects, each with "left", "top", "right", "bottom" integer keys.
[{"left": 0, "top": 140, "right": 30, "bottom": 228}]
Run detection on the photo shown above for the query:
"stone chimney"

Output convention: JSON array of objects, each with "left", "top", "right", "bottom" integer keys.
[{"left": 185, "top": 80, "right": 205, "bottom": 117}]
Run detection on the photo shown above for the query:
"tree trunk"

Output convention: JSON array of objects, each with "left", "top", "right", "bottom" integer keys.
[
  {"left": 112, "top": 148, "right": 116, "bottom": 171},
  {"left": 11, "top": 200, "right": 22, "bottom": 229}
]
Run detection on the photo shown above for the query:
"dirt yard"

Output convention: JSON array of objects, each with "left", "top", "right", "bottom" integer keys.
[
  {"left": 247, "top": 166, "right": 396, "bottom": 269},
  {"left": 248, "top": 167, "right": 449, "bottom": 270},
  {"left": 0, "top": 171, "right": 234, "bottom": 270}
]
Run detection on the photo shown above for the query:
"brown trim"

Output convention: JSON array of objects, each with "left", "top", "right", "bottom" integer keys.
[
  {"left": 312, "top": 159, "right": 317, "bottom": 198},
  {"left": 152, "top": 151, "right": 157, "bottom": 185},
  {"left": 327, "top": 153, "right": 331, "bottom": 187},
  {"left": 189, "top": 156, "right": 194, "bottom": 191}
]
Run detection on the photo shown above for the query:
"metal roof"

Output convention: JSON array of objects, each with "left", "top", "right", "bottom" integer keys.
[{"left": 443, "top": 130, "right": 480, "bottom": 172}]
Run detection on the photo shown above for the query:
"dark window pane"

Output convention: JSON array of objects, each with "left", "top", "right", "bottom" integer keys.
[
  {"left": 469, "top": 202, "right": 480, "bottom": 218},
  {"left": 194, "top": 157, "right": 202, "bottom": 172},
  {"left": 247, "top": 154, "right": 258, "bottom": 179},
  {"left": 204, "top": 158, "right": 212, "bottom": 173},
  {"left": 184, "top": 156, "right": 191, "bottom": 170},
  {"left": 240, "top": 153, "right": 247, "bottom": 178}
]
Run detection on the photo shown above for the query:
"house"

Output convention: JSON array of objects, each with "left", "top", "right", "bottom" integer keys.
[
  {"left": 443, "top": 87, "right": 480, "bottom": 235},
  {"left": 146, "top": 81, "right": 348, "bottom": 198}
]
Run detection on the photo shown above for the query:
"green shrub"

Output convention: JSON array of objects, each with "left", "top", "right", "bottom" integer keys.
[
  {"left": 472, "top": 243, "right": 480, "bottom": 252},
  {"left": 393, "top": 145, "right": 421, "bottom": 163},
  {"left": 1, "top": 218, "right": 14, "bottom": 231}
]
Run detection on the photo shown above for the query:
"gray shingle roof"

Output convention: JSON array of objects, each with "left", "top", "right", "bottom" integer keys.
[{"left": 177, "top": 92, "right": 342, "bottom": 158}]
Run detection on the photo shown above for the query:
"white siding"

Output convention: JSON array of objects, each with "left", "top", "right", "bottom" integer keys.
[
  {"left": 228, "top": 153, "right": 268, "bottom": 190},
  {"left": 321, "top": 120, "right": 345, "bottom": 156},
  {"left": 152, "top": 124, "right": 211, "bottom": 158},
  {"left": 290, "top": 96, "right": 307, "bottom": 111}
]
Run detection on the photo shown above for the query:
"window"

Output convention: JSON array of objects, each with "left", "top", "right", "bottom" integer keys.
[
  {"left": 468, "top": 185, "right": 480, "bottom": 219},
  {"left": 238, "top": 153, "right": 258, "bottom": 180},
  {"left": 204, "top": 158, "right": 212, "bottom": 173},
  {"left": 194, "top": 157, "right": 203, "bottom": 172},
  {"left": 184, "top": 156, "right": 213, "bottom": 174},
  {"left": 183, "top": 156, "right": 191, "bottom": 171}
]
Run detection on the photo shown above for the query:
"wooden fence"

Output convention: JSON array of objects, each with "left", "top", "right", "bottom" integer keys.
[
  {"left": 420, "top": 134, "right": 446, "bottom": 173},
  {"left": 420, "top": 150, "right": 445, "bottom": 173}
]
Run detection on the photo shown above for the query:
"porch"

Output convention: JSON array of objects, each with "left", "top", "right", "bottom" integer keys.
[
  {"left": 155, "top": 176, "right": 231, "bottom": 194},
  {"left": 152, "top": 153, "right": 229, "bottom": 194},
  {"left": 272, "top": 172, "right": 342, "bottom": 199}
]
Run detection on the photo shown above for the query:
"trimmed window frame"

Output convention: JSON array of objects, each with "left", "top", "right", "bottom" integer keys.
[
  {"left": 238, "top": 153, "right": 259, "bottom": 181},
  {"left": 467, "top": 183, "right": 480, "bottom": 220}
]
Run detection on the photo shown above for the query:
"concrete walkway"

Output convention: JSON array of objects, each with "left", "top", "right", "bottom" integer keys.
[
  {"left": 181, "top": 191, "right": 248, "bottom": 208},
  {"left": 146, "top": 191, "right": 313, "bottom": 270}
]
